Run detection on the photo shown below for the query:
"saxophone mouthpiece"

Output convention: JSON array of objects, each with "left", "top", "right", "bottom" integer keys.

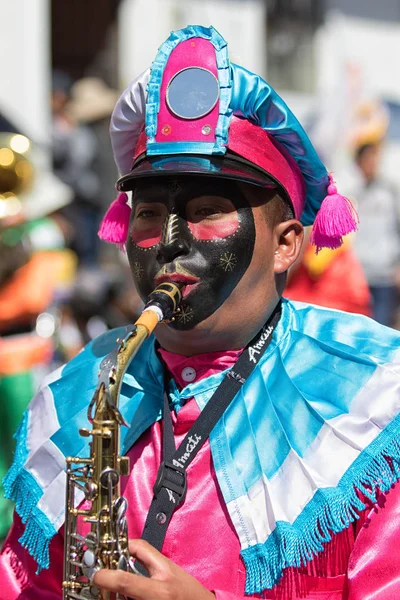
[{"left": 144, "top": 282, "right": 183, "bottom": 322}]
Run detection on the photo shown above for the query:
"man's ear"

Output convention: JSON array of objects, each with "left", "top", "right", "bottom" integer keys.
[{"left": 273, "top": 219, "right": 304, "bottom": 274}]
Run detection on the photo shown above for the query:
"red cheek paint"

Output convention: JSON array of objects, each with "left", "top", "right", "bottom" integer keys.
[
  {"left": 131, "top": 226, "right": 162, "bottom": 248},
  {"left": 188, "top": 216, "right": 239, "bottom": 240}
]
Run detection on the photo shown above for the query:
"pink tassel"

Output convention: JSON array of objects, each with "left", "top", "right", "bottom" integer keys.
[
  {"left": 310, "top": 173, "right": 359, "bottom": 253},
  {"left": 98, "top": 192, "right": 131, "bottom": 246}
]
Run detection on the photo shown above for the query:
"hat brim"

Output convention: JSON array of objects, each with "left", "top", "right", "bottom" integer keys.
[{"left": 117, "top": 153, "right": 282, "bottom": 193}]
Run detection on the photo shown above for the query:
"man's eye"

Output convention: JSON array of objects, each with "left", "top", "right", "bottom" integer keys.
[
  {"left": 195, "top": 206, "right": 223, "bottom": 217},
  {"left": 136, "top": 209, "right": 157, "bottom": 219}
]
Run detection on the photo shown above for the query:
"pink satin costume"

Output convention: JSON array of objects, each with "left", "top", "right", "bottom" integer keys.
[{"left": 1, "top": 349, "right": 400, "bottom": 599}]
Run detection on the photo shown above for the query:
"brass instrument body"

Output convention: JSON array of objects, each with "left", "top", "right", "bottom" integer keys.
[
  {"left": 63, "top": 284, "right": 182, "bottom": 600},
  {"left": 0, "top": 133, "right": 34, "bottom": 222}
]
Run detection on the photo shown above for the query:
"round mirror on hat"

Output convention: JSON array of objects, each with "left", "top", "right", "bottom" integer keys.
[{"left": 166, "top": 67, "right": 220, "bottom": 120}]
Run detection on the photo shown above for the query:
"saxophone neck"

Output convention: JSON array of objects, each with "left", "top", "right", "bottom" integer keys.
[{"left": 104, "top": 282, "right": 183, "bottom": 414}]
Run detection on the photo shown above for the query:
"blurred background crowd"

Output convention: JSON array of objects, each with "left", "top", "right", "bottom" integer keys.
[{"left": 1, "top": 0, "right": 400, "bottom": 542}]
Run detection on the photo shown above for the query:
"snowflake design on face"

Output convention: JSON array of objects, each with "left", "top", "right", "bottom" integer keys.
[
  {"left": 177, "top": 305, "right": 194, "bottom": 324},
  {"left": 133, "top": 262, "right": 144, "bottom": 281},
  {"left": 219, "top": 252, "right": 238, "bottom": 272}
]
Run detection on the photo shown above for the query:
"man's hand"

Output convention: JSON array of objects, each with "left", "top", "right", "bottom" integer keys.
[{"left": 92, "top": 539, "right": 216, "bottom": 600}]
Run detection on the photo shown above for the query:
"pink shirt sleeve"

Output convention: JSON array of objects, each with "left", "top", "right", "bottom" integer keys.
[
  {"left": 0, "top": 513, "right": 64, "bottom": 599},
  {"left": 346, "top": 485, "right": 400, "bottom": 599}
]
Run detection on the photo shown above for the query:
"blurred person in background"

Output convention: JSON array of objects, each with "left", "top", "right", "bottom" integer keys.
[
  {"left": 51, "top": 71, "right": 117, "bottom": 266},
  {"left": 305, "top": 90, "right": 397, "bottom": 321},
  {"left": 285, "top": 228, "right": 371, "bottom": 315},
  {"left": 0, "top": 112, "right": 76, "bottom": 543},
  {"left": 286, "top": 70, "right": 372, "bottom": 317},
  {"left": 66, "top": 76, "right": 119, "bottom": 266},
  {"left": 341, "top": 138, "right": 400, "bottom": 327},
  {"left": 51, "top": 73, "right": 138, "bottom": 361}
]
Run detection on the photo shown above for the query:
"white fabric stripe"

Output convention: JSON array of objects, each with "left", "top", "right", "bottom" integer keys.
[
  {"left": 37, "top": 468, "right": 85, "bottom": 531},
  {"left": 37, "top": 469, "right": 66, "bottom": 528},
  {"left": 26, "top": 439, "right": 66, "bottom": 491},
  {"left": 26, "top": 366, "right": 63, "bottom": 460},
  {"left": 227, "top": 351, "right": 400, "bottom": 549},
  {"left": 110, "top": 69, "right": 149, "bottom": 176},
  {"left": 40, "top": 364, "right": 65, "bottom": 389}
]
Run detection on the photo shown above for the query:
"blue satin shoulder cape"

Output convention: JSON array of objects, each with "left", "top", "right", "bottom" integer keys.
[{"left": 4, "top": 299, "right": 400, "bottom": 593}]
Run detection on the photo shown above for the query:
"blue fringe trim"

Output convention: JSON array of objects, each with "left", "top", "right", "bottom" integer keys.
[
  {"left": 241, "top": 413, "right": 400, "bottom": 594},
  {"left": 2, "top": 410, "right": 56, "bottom": 572},
  {"left": 19, "top": 501, "right": 57, "bottom": 573},
  {"left": 3, "top": 410, "right": 30, "bottom": 503}
]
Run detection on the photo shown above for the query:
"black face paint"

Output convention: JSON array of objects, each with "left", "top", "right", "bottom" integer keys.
[{"left": 126, "top": 178, "right": 256, "bottom": 330}]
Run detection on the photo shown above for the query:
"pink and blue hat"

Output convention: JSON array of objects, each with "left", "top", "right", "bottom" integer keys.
[{"left": 99, "top": 25, "right": 357, "bottom": 252}]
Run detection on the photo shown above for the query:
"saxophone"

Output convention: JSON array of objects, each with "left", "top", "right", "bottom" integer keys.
[{"left": 62, "top": 282, "right": 182, "bottom": 600}]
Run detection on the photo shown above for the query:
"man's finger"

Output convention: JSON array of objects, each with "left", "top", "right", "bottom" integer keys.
[
  {"left": 92, "top": 569, "right": 165, "bottom": 600},
  {"left": 129, "top": 539, "right": 171, "bottom": 576}
]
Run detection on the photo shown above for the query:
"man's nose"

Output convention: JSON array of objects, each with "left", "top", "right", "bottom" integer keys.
[
  {"left": 158, "top": 238, "right": 191, "bottom": 264},
  {"left": 157, "top": 213, "right": 190, "bottom": 264}
]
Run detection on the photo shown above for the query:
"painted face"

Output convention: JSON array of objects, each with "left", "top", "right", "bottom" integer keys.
[{"left": 126, "top": 177, "right": 256, "bottom": 330}]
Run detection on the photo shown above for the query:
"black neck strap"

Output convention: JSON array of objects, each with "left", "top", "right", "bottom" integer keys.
[{"left": 135, "top": 302, "right": 281, "bottom": 575}]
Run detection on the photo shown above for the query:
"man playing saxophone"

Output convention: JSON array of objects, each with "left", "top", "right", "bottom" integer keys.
[{"left": 2, "top": 26, "right": 400, "bottom": 600}]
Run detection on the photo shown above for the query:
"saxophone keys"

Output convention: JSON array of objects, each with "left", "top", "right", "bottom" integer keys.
[
  {"left": 63, "top": 580, "right": 79, "bottom": 589},
  {"left": 71, "top": 532, "right": 90, "bottom": 544},
  {"left": 84, "top": 482, "right": 98, "bottom": 500},
  {"left": 66, "top": 456, "right": 93, "bottom": 465},
  {"left": 117, "top": 554, "right": 129, "bottom": 572},
  {"left": 83, "top": 515, "right": 101, "bottom": 524},
  {"left": 83, "top": 549, "right": 97, "bottom": 568},
  {"left": 118, "top": 456, "right": 130, "bottom": 476},
  {"left": 99, "top": 467, "right": 119, "bottom": 489},
  {"left": 70, "top": 560, "right": 84, "bottom": 568},
  {"left": 79, "top": 427, "right": 112, "bottom": 439},
  {"left": 71, "top": 508, "right": 92, "bottom": 517},
  {"left": 79, "top": 428, "right": 91, "bottom": 437}
]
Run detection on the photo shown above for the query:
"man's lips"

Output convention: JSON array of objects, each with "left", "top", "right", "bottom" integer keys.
[{"left": 154, "top": 273, "right": 200, "bottom": 298}]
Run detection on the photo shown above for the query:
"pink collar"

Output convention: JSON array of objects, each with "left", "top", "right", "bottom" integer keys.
[{"left": 158, "top": 347, "right": 242, "bottom": 389}]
